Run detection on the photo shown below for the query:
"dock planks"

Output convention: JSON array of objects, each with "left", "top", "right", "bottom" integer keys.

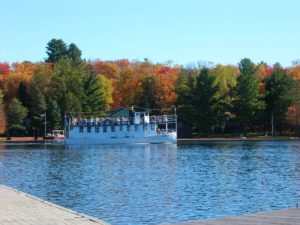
[
  {"left": 166, "top": 208, "right": 300, "bottom": 225},
  {"left": 0, "top": 185, "right": 109, "bottom": 225}
]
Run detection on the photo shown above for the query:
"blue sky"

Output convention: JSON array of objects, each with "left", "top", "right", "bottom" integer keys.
[{"left": 1, "top": 0, "right": 300, "bottom": 66}]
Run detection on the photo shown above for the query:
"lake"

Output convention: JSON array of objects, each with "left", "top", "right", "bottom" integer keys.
[{"left": 0, "top": 141, "right": 299, "bottom": 225}]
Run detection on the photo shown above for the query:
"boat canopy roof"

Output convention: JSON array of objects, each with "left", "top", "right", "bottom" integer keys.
[{"left": 106, "top": 107, "right": 130, "bottom": 117}]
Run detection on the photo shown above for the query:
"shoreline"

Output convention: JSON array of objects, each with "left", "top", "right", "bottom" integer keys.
[
  {"left": 178, "top": 137, "right": 300, "bottom": 142},
  {"left": 0, "top": 137, "right": 45, "bottom": 143},
  {"left": 0, "top": 136, "right": 299, "bottom": 143}
]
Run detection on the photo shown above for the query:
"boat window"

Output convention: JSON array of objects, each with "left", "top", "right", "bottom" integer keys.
[
  {"left": 151, "top": 125, "right": 155, "bottom": 130},
  {"left": 119, "top": 125, "right": 123, "bottom": 131},
  {"left": 111, "top": 126, "right": 115, "bottom": 132},
  {"left": 79, "top": 126, "right": 84, "bottom": 133},
  {"left": 103, "top": 126, "right": 107, "bottom": 132},
  {"left": 135, "top": 125, "right": 139, "bottom": 131},
  {"left": 95, "top": 126, "right": 99, "bottom": 133},
  {"left": 127, "top": 125, "right": 130, "bottom": 131},
  {"left": 87, "top": 126, "right": 91, "bottom": 133}
]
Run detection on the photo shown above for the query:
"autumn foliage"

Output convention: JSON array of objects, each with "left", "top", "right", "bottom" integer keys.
[
  {"left": 88, "top": 61, "right": 180, "bottom": 109},
  {"left": 1, "top": 39, "right": 300, "bottom": 137}
]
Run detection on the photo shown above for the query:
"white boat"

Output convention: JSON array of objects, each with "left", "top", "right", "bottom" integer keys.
[
  {"left": 44, "top": 130, "right": 65, "bottom": 142},
  {"left": 64, "top": 108, "right": 177, "bottom": 145}
]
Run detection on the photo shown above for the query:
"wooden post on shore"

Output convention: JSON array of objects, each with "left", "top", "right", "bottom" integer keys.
[
  {"left": 271, "top": 113, "right": 274, "bottom": 137},
  {"left": 44, "top": 112, "right": 46, "bottom": 137}
]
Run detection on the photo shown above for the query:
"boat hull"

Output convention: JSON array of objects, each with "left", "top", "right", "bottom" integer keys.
[{"left": 65, "top": 132, "right": 177, "bottom": 145}]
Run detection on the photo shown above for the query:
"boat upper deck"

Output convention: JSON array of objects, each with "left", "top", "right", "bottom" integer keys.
[{"left": 66, "top": 114, "right": 177, "bottom": 127}]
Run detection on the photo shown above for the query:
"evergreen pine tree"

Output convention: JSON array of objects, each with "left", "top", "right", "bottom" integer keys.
[
  {"left": 68, "top": 43, "right": 82, "bottom": 65},
  {"left": 234, "top": 58, "right": 265, "bottom": 134},
  {"left": 50, "top": 58, "right": 85, "bottom": 113},
  {"left": 192, "top": 68, "right": 219, "bottom": 134},
  {"left": 265, "top": 64, "right": 299, "bottom": 134},
  {"left": 17, "top": 81, "right": 29, "bottom": 108},
  {"left": 175, "top": 68, "right": 198, "bottom": 132},
  {"left": 27, "top": 85, "right": 47, "bottom": 137},
  {"left": 82, "top": 73, "right": 113, "bottom": 115},
  {"left": 46, "top": 39, "right": 68, "bottom": 63},
  {"left": 6, "top": 98, "right": 28, "bottom": 136},
  {"left": 47, "top": 100, "right": 62, "bottom": 130}
]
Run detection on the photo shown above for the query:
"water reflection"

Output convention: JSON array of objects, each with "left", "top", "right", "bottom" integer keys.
[{"left": 0, "top": 142, "right": 300, "bottom": 225}]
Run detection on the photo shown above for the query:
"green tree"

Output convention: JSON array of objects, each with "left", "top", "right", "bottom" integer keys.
[
  {"left": 234, "top": 58, "right": 264, "bottom": 134},
  {"left": 30, "top": 64, "right": 51, "bottom": 94},
  {"left": 47, "top": 99, "right": 62, "bottom": 130},
  {"left": 192, "top": 68, "right": 219, "bottom": 134},
  {"left": 50, "top": 58, "right": 85, "bottom": 113},
  {"left": 6, "top": 98, "right": 28, "bottom": 136},
  {"left": 265, "top": 64, "right": 299, "bottom": 134},
  {"left": 26, "top": 68, "right": 49, "bottom": 134},
  {"left": 82, "top": 73, "right": 113, "bottom": 114},
  {"left": 68, "top": 43, "right": 82, "bottom": 65},
  {"left": 210, "top": 65, "right": 239, "bottom": 132},
  {"left": 175, "top": 68, "right": 198, "bottom": 131},
  {"left": 27, "top": 83, "right": 47, "bottom": 137},
  {"left": 46, "top": 39, "right": 68, "bottom": 63},
  {"left": 17, "top": 81, "right": 29, "bottom": 108}
]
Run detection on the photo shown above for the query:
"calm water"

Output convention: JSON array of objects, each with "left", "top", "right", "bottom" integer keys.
[{"left": 0, "top": 142, "right": 300, "bottom": 225}]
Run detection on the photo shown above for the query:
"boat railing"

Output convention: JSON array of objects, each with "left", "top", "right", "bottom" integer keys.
[{"left": 66, "top": 114, "right": 176, "bottom": 127}]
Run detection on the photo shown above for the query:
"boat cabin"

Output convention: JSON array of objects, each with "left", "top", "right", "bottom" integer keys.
[{"left": 64, "top": 107, "right": 177, "bottom": 144}]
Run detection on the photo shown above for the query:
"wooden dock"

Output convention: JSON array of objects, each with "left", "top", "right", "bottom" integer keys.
[
  {"left": 166, "top": 208, "right": 300, "bottom": 225},
  {"left": 0, "top": 185, "right": 109, "bottom": 225}
]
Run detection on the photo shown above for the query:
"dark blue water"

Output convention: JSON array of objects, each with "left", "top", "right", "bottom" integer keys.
[{"left": 0, "top": 142, "right": 299, "bottom": 225}]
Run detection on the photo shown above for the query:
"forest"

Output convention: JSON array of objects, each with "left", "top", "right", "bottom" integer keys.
[{"left": 0, "top": 39, "right": 300, "bottom": 138}]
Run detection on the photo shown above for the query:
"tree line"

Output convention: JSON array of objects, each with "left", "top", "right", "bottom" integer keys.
[{"left": 0, "top": 39, "right": 300, "bottom": 137}]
